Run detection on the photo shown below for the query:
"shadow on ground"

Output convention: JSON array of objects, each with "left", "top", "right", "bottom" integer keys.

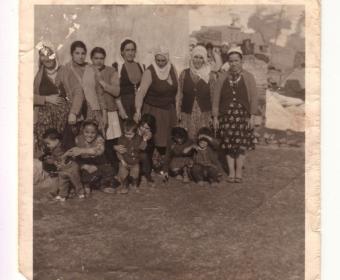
[{"left": 33, "top": 146, "right": 304, "bottom": 280}]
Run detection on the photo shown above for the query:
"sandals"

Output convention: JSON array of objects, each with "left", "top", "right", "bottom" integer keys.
[
  {"left": 227, "top": 177, "right": 235, "bottom": 183},
  {"left": 227, "top": 177, "right": 243, "bottom": 183},
  {"left": 234, "top": 177, "right": 243, "bottom": 183}
]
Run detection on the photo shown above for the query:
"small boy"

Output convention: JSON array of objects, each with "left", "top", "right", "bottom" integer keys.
[
  {"left": 163, "top": 127, "right": 194, "bottom": 183},
  {"left": 189, "top": 127, "right": 222, "bottom": 186},
  {"left": 41, "top": 128, "right": 85, "bottom": 201},
  {"left": 114, "top": 119, "right": 150, "bottom": 194}
]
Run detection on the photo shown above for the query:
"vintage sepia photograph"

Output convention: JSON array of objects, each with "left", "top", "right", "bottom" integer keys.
[{"left": 18, "top": 1, "right": 319, "bottom": 279}]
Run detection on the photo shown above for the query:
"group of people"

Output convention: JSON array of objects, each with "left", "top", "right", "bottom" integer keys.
[{"left": 33, "top": 37, "right": 259, "bottom": 201}]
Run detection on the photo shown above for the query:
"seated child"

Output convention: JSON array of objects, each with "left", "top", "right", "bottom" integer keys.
[
  {"left": 137, "top": 114, "right": 156, "bottom": 185},
  {"left": 114, "top": 119, "right": 150, "bottom": 194},
  {"left": 41, "top": 128, "right": 85, "bottom": 201},
  {"left": 65, "top": 120, "right": 114, "bottom": 193},
  {"left": 189, "top": 127, "right": 222, "bottom": 186},
  {"left": 163, "top": 127, "right": 194, "bottom": 183}
]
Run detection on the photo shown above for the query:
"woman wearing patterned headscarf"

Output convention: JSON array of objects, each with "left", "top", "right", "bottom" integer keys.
[
  {"left": 134, "top": 46, "right": 178, "bottom": 158},
  {"left": 33, "top": 41, "right": 70, "bottom": 157},
  {"left": 212, "top": 47, "right": 259, "bottom": 183},
  {"left": 177, "top": 45, "right": 213, "bottom": 139}
]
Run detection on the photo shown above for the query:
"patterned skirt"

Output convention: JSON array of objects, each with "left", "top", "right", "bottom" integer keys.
[
  {"left": 34, "top": 102, "right": 69, "bottom": 157},
  {"left": 217, "top": 101, "right": 255, "bottom": 156},
  {"left": 181, "top": 101, "right": 212, "bottom": 140}
]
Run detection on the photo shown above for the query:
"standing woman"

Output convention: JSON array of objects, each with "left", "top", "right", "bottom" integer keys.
[
  {"left": 177, "top": 45, "right": 212, "bottom": 139},
  {"left": 60, "top": 40, "right": 107, "bottom": 149},
  {"left": 119, "top": 39, "right": 144, "bottom": 119},
  {"left": 212, "top": 47, "right": 258, "bottom": 183},
  {"left": 134, "top": 46, "right": 178, "bottom": 157},
  {"left": 34, "top": 42, "right": 69, "bottom": 157}
]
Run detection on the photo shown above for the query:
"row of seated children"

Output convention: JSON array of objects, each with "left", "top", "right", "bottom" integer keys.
[{"left": 40, "top": 118, "right": 223, "bottom": 201}]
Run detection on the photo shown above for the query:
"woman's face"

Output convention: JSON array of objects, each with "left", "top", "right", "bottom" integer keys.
[
  {"left": 121, "top": 43, "right": 136, "bottom": 62},
  {"left": 72, "top": 47, "right": 86, "bottom": 65},
  {"left": 155, "top": 54, "right": 168, "bottom": 68},
  {"left": 40, "top": 53, "right": 56, "bottom": 70},
  {"left": 83, "top": 125, "right": 97, "bottom": 143},
  {"left": 91, "top": 52, "right": 105, "bottom": 69},
  {"left": 192, "top": 54, "right": 205, "bottom": 69},
  {"left": 228, "top": 53, "right": 242, "bottom": 73}
]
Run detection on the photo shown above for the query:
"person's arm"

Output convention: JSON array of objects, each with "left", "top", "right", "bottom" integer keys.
[
  {"left": 78, "top": 137, "right": 105, "bottom": 157},
  {"left": 212, "top": 72, "right": 226, "bottom": 118},
  {"left": 115, "top": 97, "right": 128, "bottom": 119},
  {"left": 98, "top": 70, "right": 120, "bottom": 97},
  {"left": 134, "top": 69, "right": 152, "bottom": 121}
]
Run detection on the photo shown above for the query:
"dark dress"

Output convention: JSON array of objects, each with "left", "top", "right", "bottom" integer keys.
[
  {"left": 34, "top": 68, "right": 69, "bottom": 156},
  {"left": 119, "top": 63, "right": 143, "bottom": 119},
  {"left": 217, "top": 75, "right": 255, "bottom": 156}
]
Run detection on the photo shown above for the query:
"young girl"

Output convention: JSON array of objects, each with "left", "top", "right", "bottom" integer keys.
[{"left": 65, "top": 120, "right": 114, "bottom": 193}]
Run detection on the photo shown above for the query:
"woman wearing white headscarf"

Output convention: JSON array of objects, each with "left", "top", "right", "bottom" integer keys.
[
  {"left": 177, "top": 45, "right": 213, "bottom": 139},
  {"left": 33, "top": 41, "right": 70, "bottom": 157},
  {"left": 134, "top": 46, "right": 178, "bottom": 157}
]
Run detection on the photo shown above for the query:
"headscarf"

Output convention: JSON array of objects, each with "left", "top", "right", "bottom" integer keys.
[
  {"left": 152, "top": 46, "right": 171, "bottom": 80},
  {"left": 36, "top": 40, "right": 59, "bottom": 75},
  {"left": 190, "top": 45, "right": 211, "bottom": 83}
]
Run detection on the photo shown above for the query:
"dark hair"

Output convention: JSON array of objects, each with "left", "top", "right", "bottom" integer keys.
[
  {"left": 82, "top": 120, "right": 99, "bottom": 131},
  {"left": 123, "top": 119, "right": 138, "bottom": 133},
  {"left": 42, "top": 128, "right": 61, "bottom": 141},
  {"left": 90, "top": 47, "right": 106, "bottom": 58},
  {"left": 139, "top": 114, "right": 156, "bottom": 133},
  {"left": 205, "top": 42, "right": 213, "bottom": 50},
  {"left": 112, "top": 62, "right": 118, "bottom": 71},
  {"left": 197, "top": 127, "right": 213, "bottom": 138},
  {"left": 120, "top": 39, "right": 137, "bottom": 52},
  {"left": 171, "top": 127, "right": 188, "bottom": 143},
  {"left": 227, "top": 51, "right": 243, "bottom": 60},
  {"left": 70, "top": 40, "right": 87, "bottom": 55}
]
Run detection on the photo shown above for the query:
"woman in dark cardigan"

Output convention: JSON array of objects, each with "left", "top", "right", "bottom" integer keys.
[
  {"left": 33, "top": 42, "right": 70, "bottom": 157},
  {"left": 177, "top": 45, "right": 212, "bottom": 139},
  {"left": 134, "top": 46, "right": 178, "bottom": 159},
  {"left": 212, "top": 47, "right": 259, "bottom": 183},
  {"left": 118, "top": 39, "right": 144, "bottom": 119}
]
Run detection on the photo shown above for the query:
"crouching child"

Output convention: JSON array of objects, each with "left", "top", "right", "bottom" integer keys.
[
  {"left": 41, "top": 128, "right": 85, "bottom": 201},
  {"left": 189, "top": 127, "right": 222, "bottom": 186}
]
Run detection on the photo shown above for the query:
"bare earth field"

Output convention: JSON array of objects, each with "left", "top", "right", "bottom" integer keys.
[{"left": 33, "top": 146, "right": 304, "bottom": 280}]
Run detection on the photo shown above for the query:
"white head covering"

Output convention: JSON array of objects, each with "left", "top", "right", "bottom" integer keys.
[
  {"left": 221, "top": 41, "right": 229, "bottom": 47},
  {"left": 227, "top": 46, "right": 243, "bottom": 57},
  {"left": 152, "top": 46, "right": 171, "bottom": 80},
  {"left": 190, "top": 45, "right": 211, "bottom": 83},
  {"left": 36, "top": 40, "right": 56, "bottom": 60},
  {"left": 189, "top": 37, "right": 198, "bottom": 46}
]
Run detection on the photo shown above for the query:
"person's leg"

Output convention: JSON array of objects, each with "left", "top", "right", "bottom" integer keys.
[
  {"left": 65, "top": 163, "right": 85, "bottom": 197},
  {"left": 191, "top": 164, "right": 204, "bottom": 183},
  {"left": 207, "top": 166, "right": 220, "bottom": 183},
  {"left": 235, "top": 153, "right": 246, "bottom": 181},
  {"left": 226, "top": 154, "right": 236, "bottom": 182},
  {"left": 57, "top": 173, "right": 70, "bottom": 200},
  {"left": 130, "top": 164, "right": 140, "bottom": 192},
  {"left": 117, "top": 164, "right": 129, "bottom": 194}
]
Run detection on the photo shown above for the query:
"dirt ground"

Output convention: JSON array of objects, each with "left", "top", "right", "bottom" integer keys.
[{"left": 33, "top": 146, "right": 305, "bottom": 280}]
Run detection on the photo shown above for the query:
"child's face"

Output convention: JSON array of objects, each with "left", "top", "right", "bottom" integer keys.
[
  {"left": 174, "top": 136, "right": 185, "bottom": 145},
  {"left": 124, "top": 129, "right": 136, "bottom": 139},
  {"left": 138, "top": 123, "right": 151, "bottom": 135},
  {"left": 198, "top": 139, "right": 208, "bottom": 149},
  {"left": 83, "top": 125, "right": 98, "bottom": 143},
  {"left": 44, "top": 138, "right": 59, "bottom": 151}
]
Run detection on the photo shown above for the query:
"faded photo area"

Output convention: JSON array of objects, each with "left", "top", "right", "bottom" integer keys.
[{"left": 33, "top": 5, "right": 305, "bottom": 280}]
